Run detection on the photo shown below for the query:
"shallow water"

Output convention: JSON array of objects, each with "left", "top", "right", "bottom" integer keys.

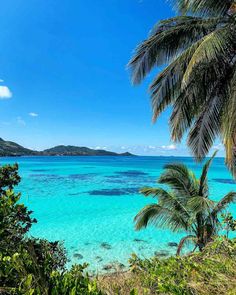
[{"left": 1, "top": 156, "right": 235, "bottom": 272}]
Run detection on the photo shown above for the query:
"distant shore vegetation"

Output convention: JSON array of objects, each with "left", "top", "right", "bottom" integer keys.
[{"left": 0, "top": 137, "right": 134, "bottom": 157}]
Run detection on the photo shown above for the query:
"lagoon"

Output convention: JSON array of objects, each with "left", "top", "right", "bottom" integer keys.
[{"left": 1, "top": 156, "right": 235, "bottom": 272}]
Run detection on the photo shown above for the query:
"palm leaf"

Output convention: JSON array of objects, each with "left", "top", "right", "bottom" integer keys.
[
  {"left": 140, "top": 187, "right": 165, "bottom": 198},
  {"left": 150, "top": 40, "right": 201, "bottom": 122},
  {"left": 170, "top": 88, "right": 200, "bottom": 142},
  {"left": 212, "top": 192, "right": 236, "bottom": 215},
  {"left": 134, "top": 204, "right": 190, "bottom": 232},
  {"left": 187, "top": 196, "right": 215, "bottom": 215},
  {"left": 182, "top": 25, "right": 233, "bottom": 86},
  {"left": 221, "top": 68, "right": 236, "bottom": 175},
  {"left": 176, "top": 0, "right": 232, "bottom": 17},
  {"left": 198, "top": 151, "right": 218, "bottom": 197},
  {"left": 187, "top": 95, "right": 223, "bottom": 160},
  {"left": 134, "top": 204, "right": 169, "bottom": 230},
  {"left": 158, "top": 163, "right": 198, "bottom": 197},
  {"left": 128, "top": 16, "right": 221, "bottom": 84},
  {"left": 140, "top": 187, "right": 191, "bottom": 222}
]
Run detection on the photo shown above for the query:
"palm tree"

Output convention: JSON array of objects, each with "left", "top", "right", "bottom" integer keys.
[
  {"left": 134, "top": 152, "right": 236, "bottom": 254},
  {"left": 128, "top": 1, "right": 236, "bottom": 175}
]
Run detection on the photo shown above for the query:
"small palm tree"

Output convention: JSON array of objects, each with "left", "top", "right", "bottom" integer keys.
[
  {"left": 134, "top": 152, "right": 236, "bottom": 254},
  {"left": 128, "top": 0, "right": 236, "bottom": 175}
]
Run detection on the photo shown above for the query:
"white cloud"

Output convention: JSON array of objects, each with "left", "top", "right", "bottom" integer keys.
[
  {"left": 148, "top": 145, "right": 156, "bottom": 150},
  {"left": 213, "top": 143, "right": 223, "bottom": 150},
  {"left": 0, "top": 79, "right": 4, "bottom": 82},
  {"left": 29, "top": 112, "right": 38, "bottom": 117},
  {"left": 17, "top": 116, "right": 26, "bottom": 126},
  {"left": 0, "top": 86, "right": 12, "bottom": 99},
  {"left": 121, "top": 146, "right": 126, "bottom": 150},
  {"left": 95, "top": 146, "right": 101, "bottom": 150},
  {"left": 161, "top": 144, "right": 177, "bottom": 151}
]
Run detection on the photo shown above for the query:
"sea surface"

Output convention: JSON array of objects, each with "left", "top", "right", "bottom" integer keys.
[{"left": 0, "top": 156, "right": 235, "bottom": 272}]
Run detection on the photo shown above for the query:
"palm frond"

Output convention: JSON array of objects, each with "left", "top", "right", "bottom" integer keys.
[
  {"left": 134, "top": 204, "right": 169, "bottom": 230},
  {"left": 150, "top": 41, "right": 201, "bottom": 122},
  {"left": 182, "top": 25, "right": 232, "bottom": 86},
  {"left": 187, "top": 196, "right": 215, "bottom": 215},
  {"left": 139, "top": 187, "right": 165, "bottom": 198},
  {"left": 187, "top": 95, "right": 223, "bottom": 160},
  {"left": 170, "top": 57, "right": 229, "bottom": 143},
  {"left": 221, "top": 67, "right": 236, "bottom": 175},
  {"left": 166, "top": 212, "right": 193, "bottom": 232},
  {"left": 212, "top": 192, "right": 236, "bottom": 215},
  {"left": 140, "top": 187, "right": 175, "bottom": 201},
  {"left": 198, "top": 151, "right": 217, "bottom": 197},
  {"left": 134, "top": 203, "right": 190, "bottom": 232},
  {"left": 175, "top": 0, "right": 232, "bottom": 17},
  {"left": 140, "top": 187, "right": 191, "bottom": 224},
  {"left": 158, "top": 163, "right": 198, "bottom": 197},
  {"left": 128, "top": 16, "right": 221, "bottom": 84},
  {"left": 170, "top": 88, "right": 199, "bottom": 142}
]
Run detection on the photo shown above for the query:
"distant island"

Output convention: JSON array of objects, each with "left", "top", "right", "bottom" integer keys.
[{"left": 0, "top": 138, "right": 134, "bottom": 157}]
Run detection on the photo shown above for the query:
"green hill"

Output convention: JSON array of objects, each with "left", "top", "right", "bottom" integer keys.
[
  {"left": 0, "top": 138, "right": 38, "bottom": 156},
  {"left": 43, "top": 145, "right": 134, "bottom": 156},
  {"left": 0, "top": 138, "right": 134, "bottom": 156}
]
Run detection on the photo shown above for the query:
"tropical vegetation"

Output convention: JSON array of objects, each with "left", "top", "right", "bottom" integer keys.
[
  {"left": 134, "top": 152, "right": 236, "bottom": 254},
  {"left": 128, "top": 0, "right": 236, "bottom": 175},
  {"left": 100, "top": 237, "right": 236, "bottom": 294},
  {"left": 0, "top": 164, "right": 102, "bottom": 294}
]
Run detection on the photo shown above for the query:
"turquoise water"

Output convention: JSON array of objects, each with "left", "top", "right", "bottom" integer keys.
[{"left": 0, "top": 156, "right": 235, "bottom": 272}]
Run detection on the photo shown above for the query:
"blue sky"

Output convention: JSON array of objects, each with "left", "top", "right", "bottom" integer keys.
[{"left": 0, "top": 0, "right": 224, "bottom": 156}]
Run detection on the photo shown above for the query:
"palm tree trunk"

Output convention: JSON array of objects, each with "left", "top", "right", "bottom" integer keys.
[{"left": 176, "top": 235, "right": 195, "bottom": 256}]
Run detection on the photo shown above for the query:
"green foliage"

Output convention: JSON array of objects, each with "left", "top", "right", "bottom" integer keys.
[
  {"left": 128, "top": 0, "right": 236, "bottom": 175},
  {"left": 0, "top": 251, "right": 102, "bottom": 294},
  {"left": 0, "top": 163, "right": 21, "bottom": 193},
  {"left": 221, "top": 212, "right": 236, "bottom": 237},
  {"left": 135, "top": 153, "right": 236, "bottom": 254},
  {"left": 126, "top": 237, "right": 236, "bottom": 294},
  {"left": 100, "top": 238, "right": 236, "bottom": 294},
  {"left": 49, "top": 265, "right": 102, "bottom": 295},
  {"left": 0, "top": 164, "right": 103, "bottom": 294},
  {"left": 0, "top": 164, "right": 37, "bottom": 254}
]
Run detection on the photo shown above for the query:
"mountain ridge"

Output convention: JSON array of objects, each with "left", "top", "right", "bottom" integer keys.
[{"left": 0, "top": 138, "right": 134, "bottom": 157}]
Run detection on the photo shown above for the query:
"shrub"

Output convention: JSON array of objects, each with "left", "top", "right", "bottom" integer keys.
[
  {"left": 0, "top": 251, "right": 103, "bottom": 294},
  {"left": 99, "top": 238, "right": 236, "bottom": 294},
  {"left": 127, "top": 237, "right": 236, "bottom": 294},
  {"left": 0, "top": 164, "right": 103, "bottom": 294}
]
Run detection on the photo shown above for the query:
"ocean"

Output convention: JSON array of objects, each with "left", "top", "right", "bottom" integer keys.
[{"left": 1, "top": 155, "right": 235, "bottom": 272}]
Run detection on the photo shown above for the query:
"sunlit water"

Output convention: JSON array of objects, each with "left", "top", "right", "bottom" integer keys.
[{"left": 1, "top": 156, "right": 235, "bottom": 273}]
